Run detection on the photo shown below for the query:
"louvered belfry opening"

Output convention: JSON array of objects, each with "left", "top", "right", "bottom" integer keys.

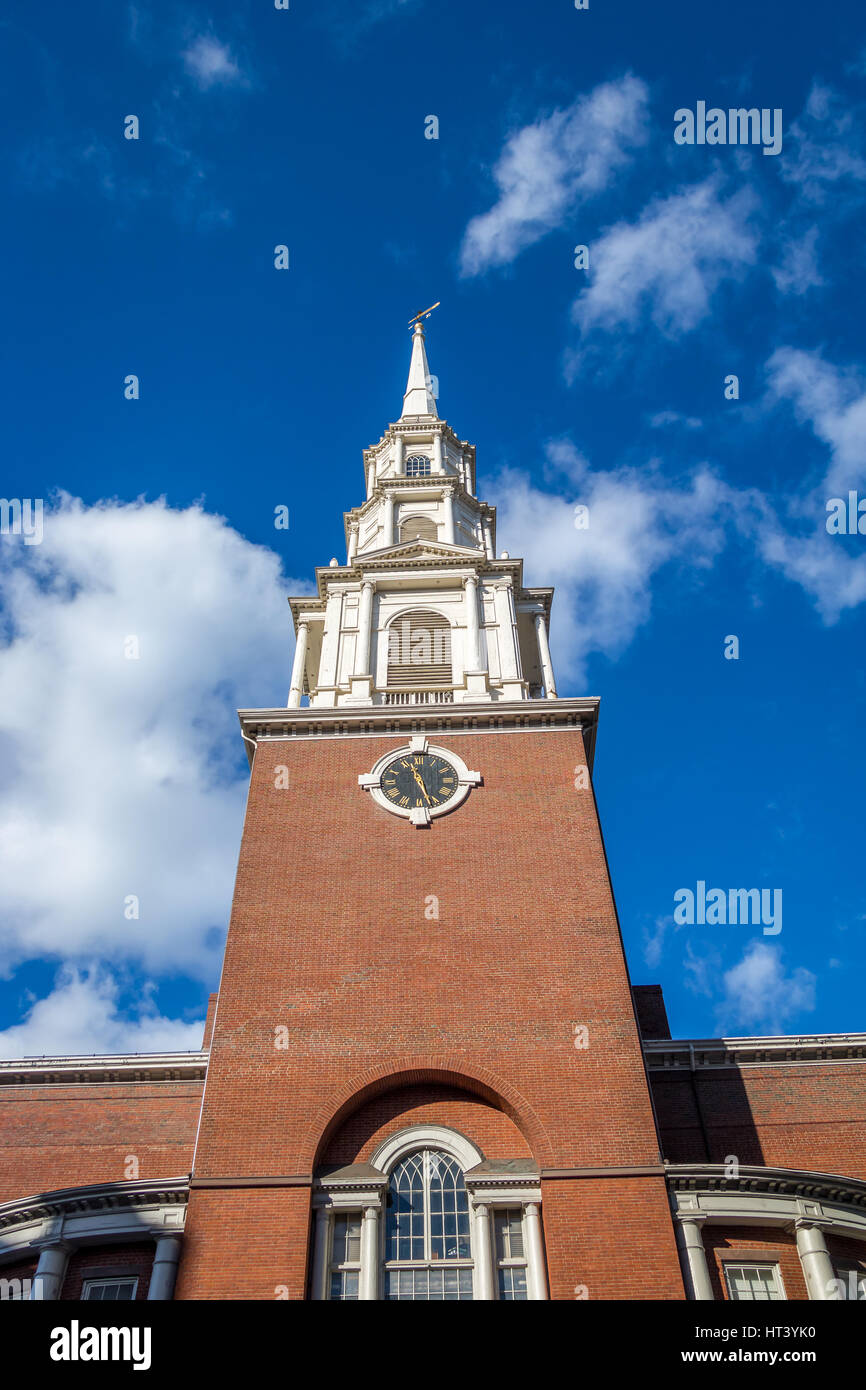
[
  {"left": 387, "top": 608, "right": 452, "bottom": 688},
  {"left": 400, "top": 515, "right": 438, "bottom": 543}
]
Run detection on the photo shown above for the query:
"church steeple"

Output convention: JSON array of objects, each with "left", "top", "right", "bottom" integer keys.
[
  {"left": 286, "top": 317, "right": 558, "bottom": 709},
  {"left": 400, "top": 319, "right": 439, "bottom": 419}
]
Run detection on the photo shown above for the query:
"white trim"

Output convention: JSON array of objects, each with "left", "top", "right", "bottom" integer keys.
[
  {"left": 359, "top": 740, "right": 481, "bottom": 825},
  {"left": 370, "top": 1125, "right": 483, "bottom": 1174}
]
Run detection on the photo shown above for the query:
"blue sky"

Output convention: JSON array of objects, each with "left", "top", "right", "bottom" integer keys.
[{"left": 0, "top": 0, "right": 864, "bottom": 1053}]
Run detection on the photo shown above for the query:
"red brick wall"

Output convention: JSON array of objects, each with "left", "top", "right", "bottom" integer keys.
[
  {"left": 61, "top": 1243, "right": 155, "bottom": 1301},
  {"left": 704, "top": 1227, "right": 807, "bottom": 1301},
  {"left": 174, "top": 1187, "right": 311, "bottom": 1301},
  {"left": 651, "top": 1064, "right": 866, "bottom": 1178},
  {"left": 322, "top": 1084, "right": 532, "bottom": 1165},
  {"left": 179, "top": 726, "right": 682, "bottom": 1298},
  {"left": 0, "top": 1083, "right": 202, "bottom": 1202},
  {"left": 542, "top": 1175, "right": 684, "bottom": 1300}
]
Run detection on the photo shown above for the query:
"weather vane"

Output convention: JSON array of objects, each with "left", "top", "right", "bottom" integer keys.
[{"left": 408, "top": 301, "right": 441, "bottom": 330}]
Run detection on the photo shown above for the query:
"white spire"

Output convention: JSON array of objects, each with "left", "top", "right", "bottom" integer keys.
[{"left": 400, "top": 320, "right": 439, "bottom": 418}]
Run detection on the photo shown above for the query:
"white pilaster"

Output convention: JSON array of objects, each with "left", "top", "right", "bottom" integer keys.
[
  {"left": 347, "top": 521, "right": 359, "bottom": 564},
  {"left": 534, "top": 612, "right": 557, "bottom": 698},
  {"left": 473, "top": 1203, "right": 495, "bottom": 1301},
  {"left": 433, "top": 431, "right": 443, "bottom": 473},
  {"left": 525, "top": 1203, "right": 549, "bottom": 1301},
  {"left": 147, "top": 1233, "right": 182, "bottom": 1301},
  {"left": 442, "top": 487, "right": 455, "bottom": 544},
  {"left": 288, "top": 621, "right": 309, "bottom": 708},
  {"left": 675, "top": 1216, "right": 714, "bottom": 1301},
  {"left": 393, "top": 436, "right": 404, "bottom": 476},
  {"left": 31, "top": 1242, "right": 71, "bottom": 1301},
  {"left": 356, "top": 581, "right": 374, "bottom": 677},
  {"left": 464, "top": 575, "right": 482, "bottom": 673},
  {"left": 796, "top": 1222, "right": 840, "bottom": 1300},
  {"left": 360, "top": 1205, "right": 379, "bottom": 1301},
  {"left": 383, "top": 495, "right": 395, "bottom": 548},
  {"left": 482, "top": 518, "right": 494, "bottom": 559}
]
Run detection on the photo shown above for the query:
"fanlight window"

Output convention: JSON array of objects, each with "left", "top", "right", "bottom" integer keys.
[
  {"left": 384, "top": 1148, "right": 473, "bottom": 1301},
  {"left": 405, "top": 454, "right": 431, "bottom": 477},
  {"left": 400, "top": 515, "right": 438, "bottom": 543},
  {"left": 387, "top": 608, "right": 452, "bottom": 688}
]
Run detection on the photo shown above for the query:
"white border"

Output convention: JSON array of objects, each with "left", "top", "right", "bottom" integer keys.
[{"left": 358, "top": 736, "right": 481, "bottom": 826}]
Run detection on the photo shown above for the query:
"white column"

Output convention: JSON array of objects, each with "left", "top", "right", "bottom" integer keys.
[
  {"left": 494, "top": 584, "right": 520, "bottom": 682},
  {"left": 534, "top": 612, "right": 557, "bottom": 698},
  {"left": 675, "top": 1216, "right": 714, "bottom": 1301},
  {"left": 464, "top": 575, "right": 483, "bottom": 673},
  {"left": 796, "top": 1222, "right": 840, "bottom": 1300},
  {"left": 360, "top": 1205, "right": 379, "bottom": 1302},
  {"left": 147, "top": 1234, "right": 182, "bottom": 1301},
  {"left": 347, "top": 521, "right": 359, "bottom": 564},
  {"left": 31, "top": 1242, "right": 71, "bottom": 1301},
  {"left": 473, "top": 1203, "right": 495, "bottom": 1301},
  {"left": 355, "top": 581, "right": 374, "bottom": 677},
  {"left": 442, "top": 487, "right": 455, "bottom": 544},
  {"left": 433, "top": 431, "right": 443, "bottom": 473},
  {"left": 310, "top": 1208, "right": 330, "bottom": 1301},
  {"left": 482, "top": 518, "right": 494, "bottom": 560},
  {"left": 524, "top": 1203, "right": 549, "bottom": 1301},
  {"left": 382, "top": 495, "right": 395, "bottom": 547},
  {"left": 393, "top": 437, "right": 404, "bottom": 475},
  {"left": 288, "top": 621, "right": 309, "bottom": 708}
]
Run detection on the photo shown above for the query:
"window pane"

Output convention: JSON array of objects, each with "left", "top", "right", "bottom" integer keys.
[
  {"left": 726, "top": 1265, "right": 783, "bottom": 1301},
  {"left": 329, "top": 1270, "right": 359, "bottom": 1301},
  {"left": 332, "top": 1213, "right": 361, "bottom": 1265},
  {"left": 498, "top": 1266, "right": 528, "bottom": 1301},
  {"left": 494, "top": 1208, "right": 525, "bottom": 1261}
]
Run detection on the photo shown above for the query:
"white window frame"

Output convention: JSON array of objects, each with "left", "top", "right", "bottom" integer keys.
[
  {"left": 724, "top": 1262, "right": 786, "bottom": 1301},
  {"left": 492, "top": 1206, "right": 530, "bottom": 1301},
  {"left": 81, "top": 1276, "right": 139, "bottom": 1301}
]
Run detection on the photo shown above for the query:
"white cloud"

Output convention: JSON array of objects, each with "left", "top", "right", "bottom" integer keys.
[
  {"left": 771, "top": 226, "right": 824, "bottom": 295},
  {"left": 649, "top": 411, "right": 703, "bottom": 431},
  {"left": 767, "top": 346, "right": 866, "bottom": 496},
  {"left": 715, "top": 942, "right": 816, "bottom": 1034},
  {"left": 493, "top": 439, "right": 731, "bottom": 685},
  {"left": 780, "top": 82, "right": 866, "bottom": 202},
  {"left": 0, "top": 495, "right": 301, "bottom": 984},
  {"left": 0, "top": 965, "right": 203, "bottom": 1058},
  {"left": 459, "top": 75, "right": 648, "bottom": 276},
  {"left": 182, "top": 36, "right": 243, "bottom": 90},
  {"left": 569, "top": 178, "right": 759, "bottom": 350}
]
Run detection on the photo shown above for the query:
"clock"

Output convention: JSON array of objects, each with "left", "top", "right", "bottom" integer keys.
[
  {"left": 381, "top": 751, "right": 459, "bottom": 812},
  {"left": 358, "top": 737, "right": 481, "bottom": 827}
]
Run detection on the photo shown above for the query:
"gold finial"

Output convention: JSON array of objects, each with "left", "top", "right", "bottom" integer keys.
[{"left": 408, "top": 301, "right": 441, "bottom": 330}]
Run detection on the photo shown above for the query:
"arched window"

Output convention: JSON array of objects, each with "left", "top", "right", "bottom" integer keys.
[
  {"left": 399, "top": 515, "right": 438, "bottom": 543},
  {"left": 384, "top": 1149, "right": 473, "bottom": 1301},
  {"left": 386, "top": 608, "right": 452, "bottom": 688},
  {"left": 405, "top": 454, "right": 431, "bottom": 477}
]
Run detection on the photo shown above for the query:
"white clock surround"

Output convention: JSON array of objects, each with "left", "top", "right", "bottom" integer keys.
[{"left": 358, "top": 735, "right": 481, "bottom": 827}]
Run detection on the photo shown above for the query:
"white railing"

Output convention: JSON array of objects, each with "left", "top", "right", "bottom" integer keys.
[{"left": 381, "top": 689, "right": 455, "bottom": 705}]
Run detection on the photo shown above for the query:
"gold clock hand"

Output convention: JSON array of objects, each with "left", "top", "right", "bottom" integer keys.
[{"left": 410, "top": 766, "right": 432, "bottom": 804}]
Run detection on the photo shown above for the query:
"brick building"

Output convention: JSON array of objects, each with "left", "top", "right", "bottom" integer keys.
[{"left": 2, "top": 323, "right": 864, "bottom": 1303}]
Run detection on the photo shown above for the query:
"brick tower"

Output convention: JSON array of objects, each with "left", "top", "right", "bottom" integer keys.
[{"left": 176, "top": 318, "right": 685, "bottom": 1301}]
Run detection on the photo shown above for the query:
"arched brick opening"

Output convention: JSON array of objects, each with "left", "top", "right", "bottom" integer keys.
[{"left": 303, "top": 1060, "right": 553, "bottom": 1173}]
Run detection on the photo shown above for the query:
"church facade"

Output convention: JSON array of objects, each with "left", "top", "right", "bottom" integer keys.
[{"left": 2, "top": 324, "right": 865, "bottom": 1303}]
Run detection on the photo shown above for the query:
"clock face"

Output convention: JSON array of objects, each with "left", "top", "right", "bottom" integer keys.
[{"left": 380, "top": 752, "right": 459, "bottom": 812}]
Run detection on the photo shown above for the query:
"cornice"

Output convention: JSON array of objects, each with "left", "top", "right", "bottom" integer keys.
[
  {"left": 0, "top": 1052, "right": 209, "bottom": 1087},
  {"left": 644, "top": 1034, "right": 866, "bottom": 1070},
  {"left": 666, "top": 1162, "right": 866, "bottom": 1212},
  {"left": 238, "top": 696, "right": 600, "bottom": 766},
  {"left": 0, "top": 1177, "right": 190, "bottom": 1233}
]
